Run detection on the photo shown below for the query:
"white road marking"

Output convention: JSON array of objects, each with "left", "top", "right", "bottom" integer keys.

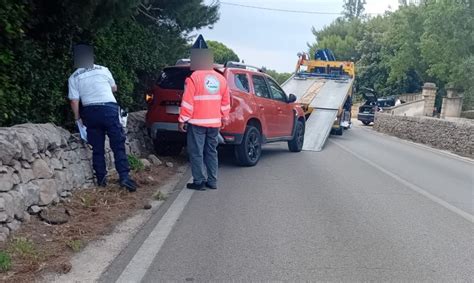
[
  {"left": 115, "top": 183, "right": 194, "bottom": 283},
  {"left": 330, "top": 140, "right": 474, "bottom": 223}
]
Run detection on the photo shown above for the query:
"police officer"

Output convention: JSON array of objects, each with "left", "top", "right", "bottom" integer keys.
[
  {"left": 178, "top": 35, "right": 230, "bottom": 191},
  {"left": 68, "top": 43, "right": 137, "bottom": 192}
]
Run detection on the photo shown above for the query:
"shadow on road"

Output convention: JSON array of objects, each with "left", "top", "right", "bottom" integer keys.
[{"left": 217, "top": 144, "right": 291, "bottom": 168}]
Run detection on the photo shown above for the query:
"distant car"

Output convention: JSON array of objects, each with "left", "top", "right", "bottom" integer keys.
[
  {"left": 145, "top": 61, "right": 306, "bottom": 166},
  {"left": 357, "top": 88, "right": 396, "bottom": 125}
]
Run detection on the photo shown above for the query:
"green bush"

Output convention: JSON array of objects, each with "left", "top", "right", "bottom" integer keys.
[
  {"left": 66, "top": 239, "right": 83, "bottom": 253},
  {"left": 128, "top": 154, "right": 144, "bottom": 171},
  {"left": 0, "top": 251, "right": 12, "bottom": 272},
  {"left": 8, "top": 237, "right": 38, "bottom": 261},
  {"left": 0, "top": 0, "right": 219, "bottom": 127}
]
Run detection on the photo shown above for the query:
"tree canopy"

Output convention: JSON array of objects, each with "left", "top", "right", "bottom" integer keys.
[
  {"left": 207, "top": 41, "right": 240, "bottom": 65},
  {"left": 0, "top": 0, "right": 219, "bottom": 127},
  {"left": 309, "top": 0, "right": 474, "bottom": 109},
  {"left": 264, "top": 69, "right": 292, "bottom": 85}
]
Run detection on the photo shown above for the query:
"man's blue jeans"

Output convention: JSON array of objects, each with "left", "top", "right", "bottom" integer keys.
[
  {"left": 187, "top": 124, "right": 219, "bottom": 186},
  {"left": 81, "top": 104, "right": 130, "bottom": 182}
]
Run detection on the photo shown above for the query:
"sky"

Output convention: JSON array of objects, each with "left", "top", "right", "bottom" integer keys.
[{"left": 196, "top": 0, "right": 399, "bottom": 72}]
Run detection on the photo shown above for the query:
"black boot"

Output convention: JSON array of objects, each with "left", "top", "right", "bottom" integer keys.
[
  {"left": 97, "top": 176, "right": 108, "bottom": 188},
  {"left": 205, "top": 182, "right": 217, "bottom": 190},
  {"left": 186, "top": 182, "right": 206, "bottom": 191},
  {"left": 120, "top": 178, "right": 138, "bottom": 192}
]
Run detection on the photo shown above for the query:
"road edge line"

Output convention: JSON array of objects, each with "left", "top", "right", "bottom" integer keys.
[
  {"left": 115, "top": 181, "right": 194, "bottom": 283},
  {"left": 330, "top": 139, "right": 474, "bottom": 224}
]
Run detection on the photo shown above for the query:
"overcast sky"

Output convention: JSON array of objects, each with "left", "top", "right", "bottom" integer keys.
[{"left": 196, "top": 0, "right": 399, "bottom": 72}]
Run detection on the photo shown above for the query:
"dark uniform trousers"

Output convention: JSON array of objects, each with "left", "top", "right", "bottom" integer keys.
[
  {"left": 187, "top": 124, "right": 219, "bottom": 187},
  {"left": 81, "top": 103, "right": 130, "bottom": 181}
]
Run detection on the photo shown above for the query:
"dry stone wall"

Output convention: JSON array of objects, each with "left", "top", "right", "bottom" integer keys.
[
  {"left": 374, "top": 113, "right": 474, "bottom": 158},
  {"left": 0, "top": 111, "right": 154, "bottom": 241}
]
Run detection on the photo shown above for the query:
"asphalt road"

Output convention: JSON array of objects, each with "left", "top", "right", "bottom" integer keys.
[{"left": 103, "top": 124, "right": 474, "bottom": 282}]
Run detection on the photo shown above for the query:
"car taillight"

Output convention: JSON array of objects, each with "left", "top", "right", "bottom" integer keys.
[{"left": 145, "top": 93, "right": 154, "bottom": 104}]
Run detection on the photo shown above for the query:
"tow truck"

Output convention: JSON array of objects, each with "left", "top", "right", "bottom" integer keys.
[{"left": 281, "top": 49, "right": 355, "bottom": 151}]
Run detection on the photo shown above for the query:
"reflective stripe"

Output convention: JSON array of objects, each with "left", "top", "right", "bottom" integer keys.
[
  {"left": 194, "top": 95, "right": 222, "bottom": 101},
  {"left": 189, "top": 118, "right": 221, "bottom": 124},
  {"left": 181, "top": 101, "right": 193, "bottom": 111},
  {"left": 179, "top": 115, "right": 191, "bottom": 122},
  {"left": 221, "top": 104, "right": 230, "bottom": 111}
]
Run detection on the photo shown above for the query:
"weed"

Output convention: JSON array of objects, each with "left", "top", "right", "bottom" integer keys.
[
  {"left": 154, "top": 191, "right": 167, "bottom": 201},
  {"left": 128, "top": 155, "right": 144, "bottom": 171},
  {"left": 66, "top": 240, "right": 82, "bottom": 252},
  {"left": 80, "top": 194, "right": 93, "bottom": 208},
  {"left": 8, "top": 237, "right": 38, "bottom": 261},
  {"left": 0, "top": 251, "right": 12, "bottom": 272}
]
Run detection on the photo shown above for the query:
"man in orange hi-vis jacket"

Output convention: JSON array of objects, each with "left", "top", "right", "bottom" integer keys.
[{"left": 178, "top": 35, "right": 230, "bottom": 191}]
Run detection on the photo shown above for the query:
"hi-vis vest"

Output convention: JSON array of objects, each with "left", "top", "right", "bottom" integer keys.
[{"left": 178, "top": 70, "right": 230, "bottom": 128}]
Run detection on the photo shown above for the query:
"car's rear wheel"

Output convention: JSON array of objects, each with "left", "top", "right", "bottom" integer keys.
[
  {"left": 288, "top": 120, "right": 305, "bottom": 152},
  {"left": 154, "top": 140, "right": 183, "bottom": 156},
  {"left": 234, "top": 126, "right": 262, "bottom": 166}
]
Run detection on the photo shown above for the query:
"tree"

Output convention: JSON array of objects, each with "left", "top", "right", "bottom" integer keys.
[
  {"left": 420, "top": 1, "right": 474, "bottom": 93},
  {"left": 264, "top": 69, "right": 292, "bottom": 85},
  {"left": 308, "top": 0, "right": 473, "bottom": 110},
  {"left": 343, "top": 0, "right": 366, "bottom": 19},
  {"left": 308, "top": 18, "right": 364, "bottom": 61},
  {"left": 207, "top": 41, "right": 239, "bottom": 64},
  {"left": 0, "top": 0, "right": 220, "bottom": 126}
]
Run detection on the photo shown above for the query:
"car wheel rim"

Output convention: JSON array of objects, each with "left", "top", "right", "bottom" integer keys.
[
  {"left": 247, "top": 131, "right": 260, "bottom": 161},
  {"left": 297, "top": 125, "right": 304, "bottom": 147}
]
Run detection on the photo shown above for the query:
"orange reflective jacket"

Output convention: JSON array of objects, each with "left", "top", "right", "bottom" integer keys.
[{"left": 178, "top": 70, "right": 230, "bottom": 128}]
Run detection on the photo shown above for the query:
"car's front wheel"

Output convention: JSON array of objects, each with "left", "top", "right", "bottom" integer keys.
[
  {"left": 234, "top": 126, "right": 262, "bottom": 166},
  {"left": 288, "top": 120, "right": 305, "bottom": 152},
  {"left": 362, "top": 121, "right": 371, "bottom": 126}
]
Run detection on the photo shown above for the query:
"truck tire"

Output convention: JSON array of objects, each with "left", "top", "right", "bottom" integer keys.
[
  {"left": 331, "top": 127, "right": 344, "bottom": 136},
  {"left": 154, "top": 140, "right": 183, "bottom": 156},
  {"left": 362, "top": 121, "right": 371, "bottom": 126},
  {"left": 288, "top": 120, "right": 305, "bottom": 152},
  {"left": 234, "top": 126, "right": 262, "bottom": 166}
]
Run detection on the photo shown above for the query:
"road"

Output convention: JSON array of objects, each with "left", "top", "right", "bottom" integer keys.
[{"left": 101, "top": 124, "right": 474, "bottom": 282}]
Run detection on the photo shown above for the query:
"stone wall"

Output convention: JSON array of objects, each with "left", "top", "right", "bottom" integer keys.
[
  {"left": 441, "top": 88, "right": 464, "bottom": 118},
  {"left": 374, "top": 113, "right": 474, "bottom": 158},
  {"left": 399, "top": 93, "right": 422, "bottom": 103},
  {"left": 0, "top": 111, "right": 154, "bottom": 241},
  {"left": 384, "top": 99, "right": 425, "bottom": 117}
]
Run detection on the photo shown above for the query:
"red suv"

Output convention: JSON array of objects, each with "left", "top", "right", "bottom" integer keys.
[{"left": 145, "top": 61, "right": 306, "bottom": 166}]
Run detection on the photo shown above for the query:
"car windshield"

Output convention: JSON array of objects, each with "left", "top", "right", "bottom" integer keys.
[{"left": 157, "top": 68, "right": 193, "bottom": 90}]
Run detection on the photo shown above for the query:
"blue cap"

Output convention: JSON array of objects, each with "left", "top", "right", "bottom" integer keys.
[{"left": 192, "top": 35, "right": 208, "bottom": 49}]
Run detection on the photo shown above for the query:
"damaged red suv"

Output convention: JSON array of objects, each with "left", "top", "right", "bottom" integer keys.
[{"left": 145, "top": 61, "right": 305, "bottom": 166}]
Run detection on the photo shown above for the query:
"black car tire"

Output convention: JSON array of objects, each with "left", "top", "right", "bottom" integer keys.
[
  {"left": 234, "top": 126, "right": 262, "bottom": 166},
  {"left": 154, "top": 140, "right": 183, "bottom": 156},
  {"left": 288, "top": 120, "right": 305, "bottom": 152},
  {"left": 362, "top": 121, "right": 371, "bottom": 126},
  {"left": 331, "top": 127, "right": 344, "bottom": 136}
]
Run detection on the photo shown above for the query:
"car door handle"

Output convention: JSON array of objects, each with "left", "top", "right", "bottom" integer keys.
[{"left": 259, "top": 104, "right": 265, "bottom": 110}]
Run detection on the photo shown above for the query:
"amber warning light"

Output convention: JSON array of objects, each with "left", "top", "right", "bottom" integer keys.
[{"left": 145, "top": 93, "right": 154, "bottom": 104}]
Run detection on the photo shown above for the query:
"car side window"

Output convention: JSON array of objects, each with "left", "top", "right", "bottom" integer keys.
[
  {"left": 234, "top": 73, "right": 250, "bottom": 93},
  {"left": 252, "top": 75, "right": 271, "bottom": 99},
  {"left": 267, "top": 78, "right": 287, "bottom": 102}
]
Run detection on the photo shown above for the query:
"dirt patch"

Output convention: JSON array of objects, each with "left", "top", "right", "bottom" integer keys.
[{"left": 0, "top": 156, "right": 186, "bottom": 283}]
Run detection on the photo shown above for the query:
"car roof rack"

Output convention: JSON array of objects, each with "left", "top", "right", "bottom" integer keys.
[
  {"left": 224, "top": 61, "right": 264, "bottom": 73},
  {"left": 175, "top": 58, "right": 191, "bottom": 66}
]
